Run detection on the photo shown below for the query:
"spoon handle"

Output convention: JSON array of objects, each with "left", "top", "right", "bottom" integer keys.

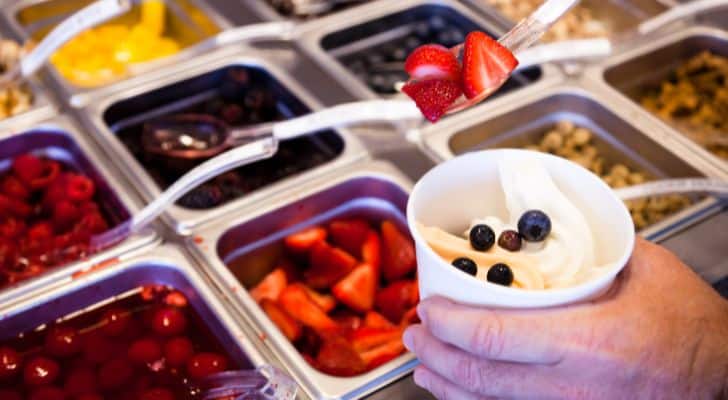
[
  {"left": 615, "top": 178, "right": 728, "bottom": 201},
  {"left": 499, "top": 0, "right": 581, "bottom": 53},
  {"left": 515, "top": 38, "right": 612, "bottom": 70},
  {"left": 638, "top": 0, "right": 727, "bottom": 35}
]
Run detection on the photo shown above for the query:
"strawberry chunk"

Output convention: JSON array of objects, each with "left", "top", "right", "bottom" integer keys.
[
  {"left": 284, "top": 226, "right": 327, "bottom": 253},
  {"left": 250, "top": 268, "right": 287, "bottom": 303},
  {"left": 331, "top": 310, "right": 363, "bottom": 334},
  {"left": 305, "top": 241, "right": 357, "bottom": 289},
  {"left": 316, "top": 338, "right": 366, "bottom": 377},
  {"left": 332, "top": 263, "right": 377, "bottom": 313},
  {"left": 361, "top": 230, "right": 381, "bottom": 272},
  {"left": 375, "top": 280, "right": 419, "bottom": 324},
  {"left": 380, "top": 220, "right": 416, "bottom": 282},
  {"left": 298, "top": 284, "right": 337, "bottom": 313},
  {"left": 363, "top": 311, "right": 395, "bottom": 329},
  {"left": 402, "top": 78, "right": 462, "bottom": 122},
  {"left": 328, "top": 219, "right": 370, "bottom": 258},
  {"left": 260, "top": 299, "right": 302, "bottom": 342},
  {"left": 359, "top": 338, "right": 405, "bottom": 370},
  {"left": 461, "top": 31, "right": 518, "bottom": 100},
  {"left": 404, "top": 44, "right": 461, "bottom": 81},
  {"left": 350, "top": 327, "right": 403, "bottom": 353},
  {"left": 279, "top": 284, "right": 339, "bottom": 335}
]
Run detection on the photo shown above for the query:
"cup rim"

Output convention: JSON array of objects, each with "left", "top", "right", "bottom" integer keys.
[{"left": 406, "top": 149, "right": 636, "bottom": 304}]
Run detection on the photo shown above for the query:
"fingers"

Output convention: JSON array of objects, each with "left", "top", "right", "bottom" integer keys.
[
  {"left": 405, "top": 324, "right": 554, "bottom": 399},
  {"left": 413, "top": 366, "right": 494, "bottom": 400},
  {"left": 417, "top": 297, "right": 567, "bottom": 364}
]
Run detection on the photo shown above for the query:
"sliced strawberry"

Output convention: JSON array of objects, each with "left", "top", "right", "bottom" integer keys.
[
  {"left": 249, "top": 268, "right": 287, "bottom": 303},
  {"left": 328, "top": 219, "right": 370, "bottom": 258},
  {"left": 380, "top": 220, "right": 416, "bottom": 282},
  {"left": 402, "top": 78, "right": 463, "bottom": 122},
  {"left": 375, "top": 280, "right": 419, "bottom": 324},
  {"left": 359, "top": 339, "right": 405, "bottom": 370},
  {"left": 305, "top": 241, "right": 357, "bottom": 289},
  {"left": 361, "top": 230, "right": 381, "bottom": 272},
  {"left": 400, "top": 306, "right": 420, "bottom": 327},
  {"left": 331, "top": 310, "right": 363, "bottom": 335},
  {"left": 279, "top": 284, "right": 339, "bottom": 335},
  {"left": 332, "top": 263, "right": 377, "bottom": 313},
  {"left": 297, "top": 284, "right": 336, "bottom": 313},
  {"left": 363, "top": 311, "right": 395, "bottom": 329},
  {"left": 316, "top": 338, "right": 366, "bottom": 377},
  {"left": 461, "top": 31, "right": 518, "bottom": 100},
  {"left": 260, "top": 299, "right": 302, "bottom": 342},
  {"left": 405, "top": 44, "right": 461, "bottom": 81},
  {"left": 284, "top": 226, "right": 327, "bottom": 253},
  {"left": 349, "top": 326, "right": 403, "bottom": 353}
]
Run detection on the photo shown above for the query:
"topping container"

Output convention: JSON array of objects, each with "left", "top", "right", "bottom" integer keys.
[
  {"left": 186, "top": 160, "right": 417, "bottom": 400},
  {"left": 245, "top": 0, "right": 374, "bottom": 21}
]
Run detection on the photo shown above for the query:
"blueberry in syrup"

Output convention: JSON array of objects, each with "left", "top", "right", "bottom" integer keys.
[
  {"left": 498, "top": 230, "right": 522, "bottom": 252},
  {"left": 452, "top": 257, "right": 477, "bottom": 276},
  {"left": 518, "top": 210, "right": 551, "bottom": 242},
  {"left": 487, "top": 263, "right": 514, "bottom": 286},
  {"left": 469, "top": 224, "right": 495, "bottom": 251}
]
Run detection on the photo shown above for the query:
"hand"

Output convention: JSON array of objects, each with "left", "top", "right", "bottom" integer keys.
[{"left": 403, "top": 238, "right": 728, "bottom": 399}]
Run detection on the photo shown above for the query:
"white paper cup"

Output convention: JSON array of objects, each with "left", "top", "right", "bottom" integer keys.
[{"left": 407, "top": 149, "right": 635, "bottom": 308}]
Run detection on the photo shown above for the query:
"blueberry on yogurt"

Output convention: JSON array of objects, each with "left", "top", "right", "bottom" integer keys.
[{"left": 517, "top": 210, "right": 551, "bottom": 242}]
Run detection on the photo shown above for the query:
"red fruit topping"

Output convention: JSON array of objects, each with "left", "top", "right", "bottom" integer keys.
[
  {"left": 284, "top": 226, "right": 327, "bottom": 253},
  {"left": 278, "top": 284, "right": 339, "bottom": 335},
  {"left": 82, "top": 332, "right": 117, "bottom": 365},
  {"left": 298, "top": 284, "right": 336, "bottom": 313},
  {"left": 64, "top": 366, "right": 97, "bottom": 396},
  {"left": 0, "top": 218, "right": 25, "bottom": 239},
  {"left": 350, "top": 326, "right": 403, "bottom": 353},
  {"left": 186, "top": 352, "right": 228, "bottom": 380},
  {"left": 23, "top": 356, "right": 60, "bottom": 386},
  {"left": 331, "top": 310, "right": 363, "bottom": 334},
  {"left": 77, "top": 395, "right": 103, "bottom": 400},
  {"left": 151, "top": 307, "right": 188, "bottom": 336},
  {"left": 66, "top": 174, "right": 95, "bottom": 202},
  {"left": 30, "top": 159, "right": 61, "bottom": 190},
  {"left": 361, "top": 230, "right": 381, "bottom": 271},
  {"left": 332, "top": 263, "right": 377, "bottom": 313},
  {"left": 28, "top": 222, "right": 54, "bottom": 242},
  {"left": 359, "top": 337, "right": 405, "bottom": 370},
  {"left": 0, "top": 346, "right": 21, "bottom": 379},
  {"left": 402, "top": 78, "right": 463, "bottom": 122},
  {"left": 28, "top": 386, "right": 66, "bottom": 400},
  {"left": 164, "top": 290, "right": 188, "bottom": 307},
  {"left": 316, "top": 338, "right": 366, "bottom": 377},
  {"left": 380, "top": 220, "right": 416, "bottom": 282},
  {"left": 363, "top": 311, "right": 396, "bottom": 329},
  {"left": 0, "top": 389, "right": 22, "bottom": 400},
  {"left": 375, "top": 280, "right": 419, "bottom": 324},
  {"left": 163, "top": 336, "right": 194, "bottom": 367},
  {"left": 52, "top": 201, "right": 80, "bottom": 229},
  {"left": 305, "top": 241, "right": 357, "bottom": 289},
  {"left": 12, "top": 154, "right": 44, "bottom": 182},
  {"left": 98, "top": 358, "right": 133, "bottom": 389},
  {"left": 99, "top": 307, "right": 131, "bottom": 336},
  {"left": 404, "top": 44, "right": 462, "bottom": 81},
  {"left": 0, "top": 240, "right": 18, "bottom": 270},
  {"left": 75, "top": 211, "right": 108, "bottom": 234},
  {"left": 249, "top": 268, "right": 287, "bottom": 303},
  {"left": 128, "top": 337, "right": 163, "bottom": 364},
  {"left": 260, "top": 299, "right": 302, "bottom": 342},
  {"left": 140, "top": 388, "right": 175, "bottom": 400},
  {"left": 45, "top": 325, "right": 83, "bottom": 357},
  {"left": 461, "top": 31, "right": 518, "bottom": 100},
  {"left": 328, "top": 219, "right": 370, "bottom": 258},
  {"left": 1, "top": 176, "right": 29, "bottom": 199}
]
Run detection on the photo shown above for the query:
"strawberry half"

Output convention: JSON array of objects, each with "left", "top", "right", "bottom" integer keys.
[
  {"left": 305, "top": 241, "right": 357, "bottom": 289},
  {"left": 375, "top": 280, "right": 419, "bottom": 324},
  {"left": 249, "top": 268, "right": 287, "bottom": 303},
  {"left": 404, "top": 44, "right": 461, "bottom": 81},
  {"left": 328, "top": 219, "right": 370, "bottom": 258},
  {"left": 380, "top": 220, "right": 416, "bottom": 282},
  {"left": 332, "top": 263, "right": 377, "bottom": 313},
  {"left": 402, "top": 78, "right": 463, "bottom": 122},
  {"left": 461, "top": 31, "right": 518, "bottom": 100},
  {"left": 279, "top": 284, "right": 339, "bottom": 335},
  {"left": 284, "top": 226, "right": 327, "bottom": 253},
  {"left": 260, "top": 299, "right": 302, "bottom": 342}
]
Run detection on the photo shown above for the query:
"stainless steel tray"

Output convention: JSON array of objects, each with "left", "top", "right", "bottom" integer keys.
[
  {"left": 586, "top": 26, "right": 728, "bottom": 177},
  {"left": 186, "top": 160, "right": 417, "bottom": 400},
  {"left": 242, "top": 0, "right": 376, "bottom": 22},
  {"left": 297, "top": 0, "right": 561, "bottom": 103},
  {"left": 78, "top": 48, "right": 369, "bottom": 236},
  {"left": 1, "top": 0, "right": 233, "bottom": 108},
  {"left": 419, "top": 84, "right": 723, "bottom": 239},
  {"left": 0, "top": 244, "right": 269, "bottom": 374},
  {"left": 0, "top": 114, "right": 159, "bottom": 308}
]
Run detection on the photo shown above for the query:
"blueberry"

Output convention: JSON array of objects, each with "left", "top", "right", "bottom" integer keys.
[
  {"left": 452, "top": 257, "right": 477, "bottom": 276},
  {"left": 517, "top": 210, "right": 551, "bottom": 242},
  {"left": 469, "top": 224, "right": 495, "bottom": 251},
  {"left": 178, "top": 185, "right": 224, "bottom": 209},
  {"left": 487, "top": 263, "right": 514, "bottom": 286},
  {"left": 497, "top": 230, "right": 522, "bottom": 252}
]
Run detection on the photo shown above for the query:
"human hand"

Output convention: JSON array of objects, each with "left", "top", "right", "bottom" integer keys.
[{"left": 403, "top": 238, "right": 728, "bottom": 399}]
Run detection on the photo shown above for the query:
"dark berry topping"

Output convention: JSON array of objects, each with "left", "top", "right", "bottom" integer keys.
[
  {"left": 469, "top": 224, "right": 495, "bottom": 251},
  {"left": 517, "top": 210, "right": 551, "bottom": 242},
  {"left": 487, "top": 263, "right": 514, "bottom": 286},
  {"left": 498, "top": 230, "right": 522, "bottom": 252},
  {"left": 451, "top": 257, "right": 477, "bottom": 276}
]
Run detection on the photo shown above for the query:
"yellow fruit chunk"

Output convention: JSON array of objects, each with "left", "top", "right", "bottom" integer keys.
[{"left": 141, "top": 0, "right": 166, "bottom": 36}]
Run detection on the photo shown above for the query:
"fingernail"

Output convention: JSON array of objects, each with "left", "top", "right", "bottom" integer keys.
[
  {"left": 402, "top": 328, "right": 414, "bottom": 352},
  {"left": 416, "top": 303, "right": 427, "bottom": 325}
]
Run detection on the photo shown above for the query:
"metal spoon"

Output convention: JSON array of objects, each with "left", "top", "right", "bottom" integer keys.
[
  {"left": 289, "top": 0, "right": 366, "bottom": 16},
  {"left": 615, "top": 178, "right": 728, "bottom": 201}
]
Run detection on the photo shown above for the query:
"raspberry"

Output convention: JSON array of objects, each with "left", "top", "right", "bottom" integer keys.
[
  {"left": 8, "top": 197, "right": 32, "bottom": 218},
  {"left": 29, "top": 160, "right": 61, "bottom": 190},
  {"left": 66, "top": 174, "right": 95, "bottom": 202},
  {"left": 52, "top": 201, "right": 80, "bottom": 230},
  {"left": 75, "top": 211, "right": 108, "bottom": 234},
  {"left": 1, "top": 176, "right": 30, "bottom": 199},
  {"left": 27, "top": 222, "right": 54, "bottom": 242},
  {"left": 0, "top": 240, "right": 18, "bottom": 270},
  {"left": 12, "top": 154, "right": 44, "bottom": 182},
  {"left": 0, "top": 218, "right": 25, "bottom": 239},
  {"left": 43, "top": 176, "right": 69, "bottom": 208}
]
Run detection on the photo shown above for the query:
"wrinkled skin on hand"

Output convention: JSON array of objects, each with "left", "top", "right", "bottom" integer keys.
[{"left": 404, "top": 238, "right": 728, "bottom": 400}]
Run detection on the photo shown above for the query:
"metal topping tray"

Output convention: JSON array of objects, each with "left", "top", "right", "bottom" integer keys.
[
  {"left": 0, "top": 115, "right": 158, "bottom": 308},
  {"left": 2, "top": 0, "right": 232, "bottom": 107},
  {"left": 80, "top": 49, "right": 368, "bottom": 236},
  {"left": 186, "top": 160, "right": 417, "bottom": 400},
  {"left": 243, "top": 0, "right": 374, "bottom": 21}
]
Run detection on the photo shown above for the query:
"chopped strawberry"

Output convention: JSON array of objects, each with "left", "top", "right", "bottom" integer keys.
[
  {"left": 284, "top": 226, "right": 327, "bottom": 253},
  {"left": 331, "top": 310, "right": 363, "bottom": 334},
  {"left": 361, "top": 230, "right": 381, "bottom": 272},
  {"left": 260, "top": 299, "right": 302, "bottom": 342},
  {"left": 405, "top": 44, "right": 461, "bottom": 81},
  {"left": 316, "top": 338, "right": 366, "bottom": 377},
  {"left": 380, "top": 220, "right": 416, "bottom": 282},
  {"left": 249, "top": 268, "right": 287, "bottom": 303},
  {"left": 279, "top": 284, "right": 339, "bottom": 335},
  {"left": 400, "top": 306, "right": 420, "bottom": 327},
  {"left": 402, "top": 78, "right": 463, "bottom": 122},
  {"left": 461, "top": 31, "right": 518, "bottom": 100},
  {"left": 359, "top": 338, "right": 405, "bottom": 370},
  {"left": 298, "top": 284, "right": 336, "bottom": 313},
  {"left": 363, "top": 311, "right": 395, "bottom": 329},
  {"left": 305, "top": 241, "right": 357, "bottom": 289},
  {"left": 328, "top": 219, "right": 370, "bottom": 258},
  {"left": 375, "top": 280, "right": 419, "bottom": 324},
  {"left": 332, "top": 263, "right": 377, "bottom": 313},
  {"left": 350, "top": 327, "right": 403, "bottom": 353}
]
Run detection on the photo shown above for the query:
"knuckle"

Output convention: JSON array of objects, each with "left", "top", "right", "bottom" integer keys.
[
  {"left": 470, "top": 311, "right": 506, "bottom": 359},
  {"left": 451, "top": 353, "right": 486, "bottom": 391}
]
